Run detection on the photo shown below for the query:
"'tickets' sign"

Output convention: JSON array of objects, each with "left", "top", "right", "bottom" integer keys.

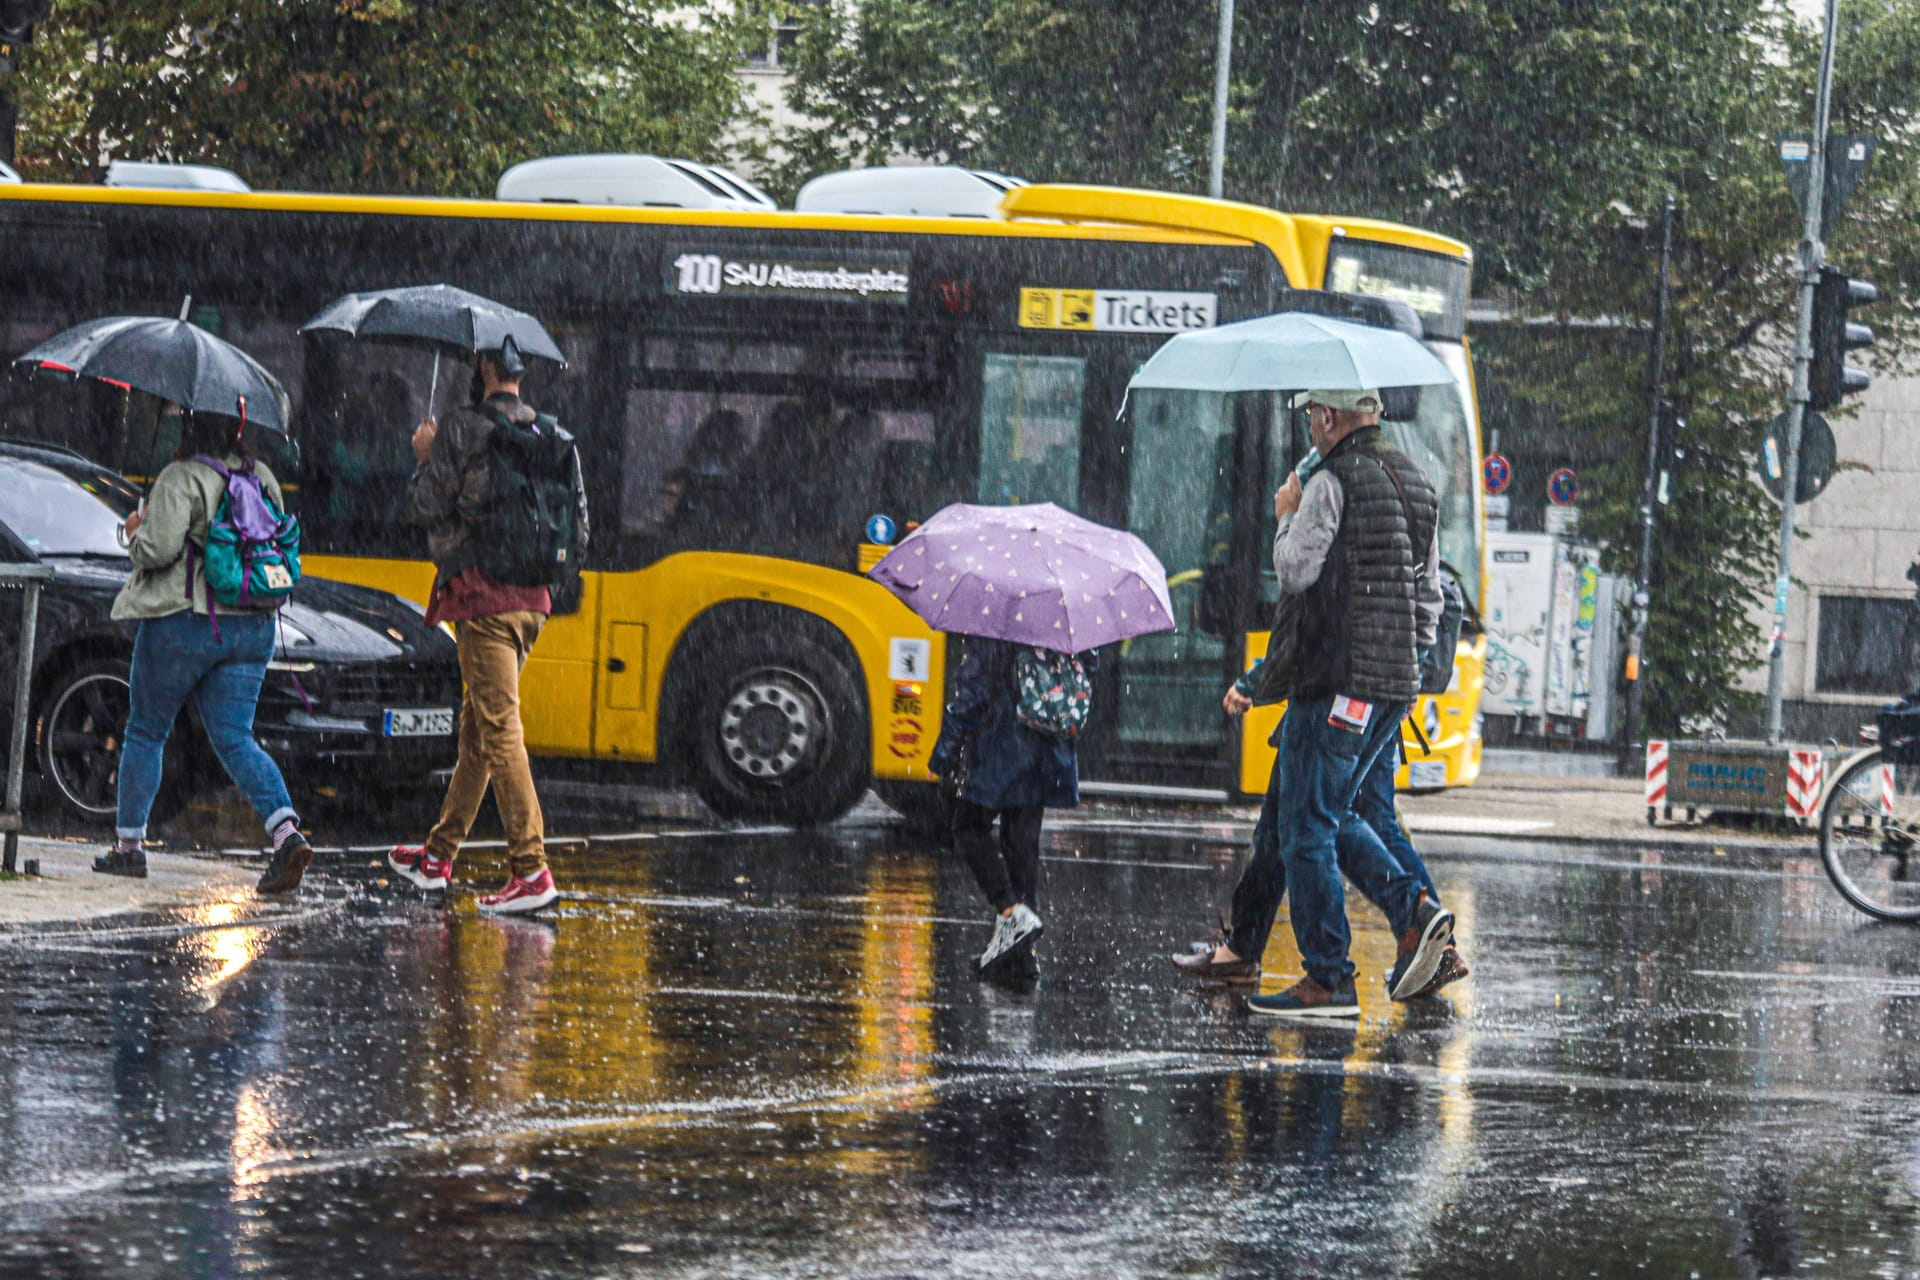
[
  {"left": 1019, "top": 287, "right": 1217, "bottom": 334},
  {"left": 667, "top": 247, "right": 911, "bottom": 304}
]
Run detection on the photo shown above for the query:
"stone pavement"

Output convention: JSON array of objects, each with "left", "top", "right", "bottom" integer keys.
[
  {"left": 0, "top": 836, "right": 255, "bottom": 928},
  {"left": 1398, "top": 770, "right": 1808, "bottom": 851},
  {"left": 0, "top": 765, "right": 1813, "bottom": 931}
]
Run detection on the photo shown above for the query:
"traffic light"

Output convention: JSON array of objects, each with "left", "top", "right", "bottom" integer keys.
[
  {"left": 1811, "top": 266, "right": 1877, "bottom": 410},
  {"left": 0, "top": 0, "right": 48, "bottom": 77}
]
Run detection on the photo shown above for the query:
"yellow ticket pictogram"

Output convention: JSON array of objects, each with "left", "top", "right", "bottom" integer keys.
[{"left": 1019, "top": 287, "right": 1095, "bottom": 330}]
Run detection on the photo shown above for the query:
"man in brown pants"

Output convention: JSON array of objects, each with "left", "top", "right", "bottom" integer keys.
[{"left": 388, "top": 339, "right": 587, "bottom": 914}]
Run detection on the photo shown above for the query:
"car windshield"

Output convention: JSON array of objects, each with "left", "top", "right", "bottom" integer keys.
[{"left": 0, "top": 458, "right": 135, "bottom": 558}]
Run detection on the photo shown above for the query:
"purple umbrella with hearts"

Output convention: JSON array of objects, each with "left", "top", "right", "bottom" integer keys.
[{"left": 868, "top": 503, "right": 1175, "bottom": 651}]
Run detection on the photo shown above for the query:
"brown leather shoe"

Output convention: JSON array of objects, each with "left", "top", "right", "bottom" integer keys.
[
  {"left": 1410, "top": 944, "right": 1470, "bottom": 998},
  {"left": 1170, "top": 947, "right": 1261, "bottom": 985}
]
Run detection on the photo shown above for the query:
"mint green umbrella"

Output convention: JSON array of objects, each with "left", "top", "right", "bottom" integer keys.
[{"left": 1126, "top": 311, "right": 1452, "bottom": 395}]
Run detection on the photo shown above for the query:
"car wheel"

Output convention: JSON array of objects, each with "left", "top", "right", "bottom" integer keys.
[
  {"left": 36, "top": 658, "right": 185, "bottom": 827},
  {"left": 691, "top": 632, "right": 868, "bottom": 827}
]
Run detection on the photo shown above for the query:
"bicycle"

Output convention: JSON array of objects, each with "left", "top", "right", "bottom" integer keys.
[{"left": 1819, "top": 699, "right": 1920, "bottom": 920}]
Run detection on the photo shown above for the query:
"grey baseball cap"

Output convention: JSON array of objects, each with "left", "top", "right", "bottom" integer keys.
[{"left": 1291, "top": 388, "right": 1382, "bottom": 412}]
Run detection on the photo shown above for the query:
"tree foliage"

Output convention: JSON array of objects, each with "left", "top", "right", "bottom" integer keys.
[
  {"left": 778, "top": 0, "right": 1920, "bottom": 730},
  {"left": 10, "top": 1, "right": 758, "bottom": 197}
]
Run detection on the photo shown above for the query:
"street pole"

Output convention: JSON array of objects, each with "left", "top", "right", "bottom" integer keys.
[
  {"left": 1621, "top": 193, "right": 1675, "bottom": 770},
  {"left": 1764, "top": 0, "right": 1842, "bottom": 744},
  {"left": 1207, "top": 0, "right": 1234, "bottom": 199}
]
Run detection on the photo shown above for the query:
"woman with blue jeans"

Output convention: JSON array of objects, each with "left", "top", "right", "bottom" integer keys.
[{"left": 96, "top": 408, "right": 312, "bottom": 892}]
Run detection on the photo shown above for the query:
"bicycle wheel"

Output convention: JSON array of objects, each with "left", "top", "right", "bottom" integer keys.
[{"left": 1821, "top": 749, "right": 1920, "bottom": 921}]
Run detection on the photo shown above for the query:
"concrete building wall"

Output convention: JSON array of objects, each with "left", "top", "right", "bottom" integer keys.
[{"left": 1742, "top": 370, "right": 1920, "bottom": 741}]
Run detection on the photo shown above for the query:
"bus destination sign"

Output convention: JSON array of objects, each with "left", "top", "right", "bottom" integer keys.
[
  {"left": 668, "top": 247, "right": 911, "bottom": 305},
  {"left": 1019, "top": 287, "right": 1217, "bottom": 334}
]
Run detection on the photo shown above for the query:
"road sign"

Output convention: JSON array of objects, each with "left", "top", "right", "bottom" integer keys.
[
  {"left": 1548, "top": 467, "right": 1578, "bottom": 506},
  {"left": 864, "top": 513, "right": 898, "bottom": 545},
  {"left": 1483, "top": 453, "right": 1512, "bottom": 495},
  {"left": 1759, "top": 411, "right": 1836, "bottom": 504},
  {"left": 1777, "top": 132, "right": 1876, "bottom": 240}
]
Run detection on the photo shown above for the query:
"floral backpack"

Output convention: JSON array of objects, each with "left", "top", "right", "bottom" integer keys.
[{"left": 1014, "top": 646, "right": 1092, "bottom": 741}]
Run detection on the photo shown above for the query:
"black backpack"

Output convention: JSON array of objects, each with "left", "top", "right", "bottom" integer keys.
[{"left": 476, "top": 405, "right": 583, "bottom": 599}]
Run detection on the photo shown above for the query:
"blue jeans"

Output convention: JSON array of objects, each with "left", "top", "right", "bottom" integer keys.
[
  {"left": 1276, "top": 693, "right": 1410, "bottom": 987},
  {"left": 1228, "top": 703, "right": 1423, "bottom": 969},
  {"left": 1353, "top": 739, "right": 1441, "bottom": 903},
  {"left": 116, "top": 609, "right": 296, "bottom": 841}
]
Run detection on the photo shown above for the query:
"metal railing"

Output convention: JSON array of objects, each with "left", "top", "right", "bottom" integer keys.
[{"left": 2, "top": 561, "right": 53, "bottom": 874}]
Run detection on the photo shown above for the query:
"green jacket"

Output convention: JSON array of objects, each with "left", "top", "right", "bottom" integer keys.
[{"left": 110, "top": 453, "right": 286, "bottom": 622}]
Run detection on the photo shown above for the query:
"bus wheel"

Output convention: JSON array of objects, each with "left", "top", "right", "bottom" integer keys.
[{"left": 692, "top": 632, "right": 868, "bottom": 827}]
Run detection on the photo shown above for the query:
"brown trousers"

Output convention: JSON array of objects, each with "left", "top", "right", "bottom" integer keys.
[{"left": 426, "top": 611, "right": 547, "bottom": 877}]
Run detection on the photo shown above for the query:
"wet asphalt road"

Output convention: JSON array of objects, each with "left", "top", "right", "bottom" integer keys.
[{"left": 2, "top": 813, "right": 1919, "bottom": 1279}]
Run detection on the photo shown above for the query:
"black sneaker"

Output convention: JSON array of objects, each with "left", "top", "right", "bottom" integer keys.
[
  {"left": 257, "top": 834, "right": 313, "bottom": 895},
  {"left": 1387, "top": 892, "right": 1455, "bottom": 1001},
  {"left": 92, "top": 847, "right": 147, "bottom": 879}
]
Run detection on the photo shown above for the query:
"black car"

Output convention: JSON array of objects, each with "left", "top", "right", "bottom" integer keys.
[{"left": 0, "top": 442, "right": 460, "bottom": 824}]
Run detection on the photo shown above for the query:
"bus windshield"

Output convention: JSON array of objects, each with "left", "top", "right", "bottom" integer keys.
[{"left": 1381, "top": 342, "right": 1482, "bottom": 604}]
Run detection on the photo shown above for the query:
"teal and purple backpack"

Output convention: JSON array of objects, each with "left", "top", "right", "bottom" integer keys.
[{"left": 188, "top": 455, "right": 302, "bottom": 615}]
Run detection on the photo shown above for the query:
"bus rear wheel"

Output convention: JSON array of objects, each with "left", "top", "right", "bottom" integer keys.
[{"left": 691, "top": 632, "right": 868, "bottom": 828}]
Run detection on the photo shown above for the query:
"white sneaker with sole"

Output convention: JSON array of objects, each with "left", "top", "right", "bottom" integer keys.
[{"left": 977, "top": 902, "right": 1043, "bottom": 970}]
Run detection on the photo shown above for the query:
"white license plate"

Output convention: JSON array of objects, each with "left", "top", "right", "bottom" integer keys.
[
  {"left": 383, "top": 708, "right": 455, "bottom": 737},
  {"left": 1407, "top": 760, "right": 1449, "bottom": 790}
]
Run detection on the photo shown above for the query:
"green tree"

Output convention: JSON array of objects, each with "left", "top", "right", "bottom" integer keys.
[
  {"left": 777, "top": 0, "right": 1920, "bottom": 731},
  {"left": 10, "top": 1, "right": 758, "bottom": 196}
]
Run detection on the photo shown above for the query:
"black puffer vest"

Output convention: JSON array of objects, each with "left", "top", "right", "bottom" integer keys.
[{"left": 1255, "top": 427, "right": 1438, "bottom": 705}]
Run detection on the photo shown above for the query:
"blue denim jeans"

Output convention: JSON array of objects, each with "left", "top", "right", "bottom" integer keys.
[
  {"left": 1228, "top": 702, "right": 1422, "bottom": 970},
  {"left": 1265, "top": 693, "right": 1410, "bottom": 987},
  {"left": 1352, "top": 738, "right": 1440, "bottom": 903},
  {"left": 116, "top": 609, "right": 296, "bottom": 841}
]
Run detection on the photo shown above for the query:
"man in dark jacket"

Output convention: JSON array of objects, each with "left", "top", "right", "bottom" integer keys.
[
  {"left": 929, "top": 636, "right": 1086, "bottom": 983},
  {"left": 1171, "top": 389, "right": 1453, "bottom": 1017},
  {"left": 387, "top": 338, "right": 588, "bottom": 915}
]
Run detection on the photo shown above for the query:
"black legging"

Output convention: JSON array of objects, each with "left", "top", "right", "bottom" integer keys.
[{"left": 951, "top": 800, "right": 1044, "bottom": 915}]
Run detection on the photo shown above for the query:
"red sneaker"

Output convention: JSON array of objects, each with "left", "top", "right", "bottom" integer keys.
[
  {"left": 477, "top": 867, "right": 558, "bottom": 915},
  {"left": 388, "top": 845, "right": 452, "bottom": 892}
]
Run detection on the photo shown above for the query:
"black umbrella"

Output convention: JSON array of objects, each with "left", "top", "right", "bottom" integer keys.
[
  {"left": 13, "top": 314, "right": 291, "bottom": 432},
  {"left": 300, "top": 284, "right": 566, "bottom": 413}
]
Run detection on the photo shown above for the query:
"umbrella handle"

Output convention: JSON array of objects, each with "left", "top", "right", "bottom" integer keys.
[{"left": 428, "top": 350, "right": 440, "bottom": 421}]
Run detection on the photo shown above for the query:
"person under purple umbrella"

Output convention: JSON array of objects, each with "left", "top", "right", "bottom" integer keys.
[
  {"left": 870, "top": 502, "right": 1173, "bottom": 985},
  {"left": 928, "top": 636, "right": 1095, "bottom": 983}
]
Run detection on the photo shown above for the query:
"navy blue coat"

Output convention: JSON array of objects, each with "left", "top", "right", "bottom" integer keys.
[{"left": 928, "top": 636, "right": 1085, "bottom": 811}]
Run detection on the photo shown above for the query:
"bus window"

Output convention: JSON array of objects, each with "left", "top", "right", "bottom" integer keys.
[
  {"left": 296, "top": 339, "right": 433, "bottom": 553},
  {"left": 978, "top": 353, "right": 1083, "bottom": 509},
  {"left": 619, "top": 334, "right": 942, "bottom": 570}
]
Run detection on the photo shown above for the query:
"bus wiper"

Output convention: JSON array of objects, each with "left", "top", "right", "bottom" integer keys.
[{"left": 38, "top": 550, "right": 132, "bottom": 562}]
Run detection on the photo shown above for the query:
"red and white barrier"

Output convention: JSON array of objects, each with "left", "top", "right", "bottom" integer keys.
[
  {"left": 1882, "top": 762, "right": 1897, "bottom": 818},
  {"left": 1645, "top": 740, "right": 1668, "bottom": 807},
  {"left": 1786, "top": 749, "right": 1824, "bottom": 819}
]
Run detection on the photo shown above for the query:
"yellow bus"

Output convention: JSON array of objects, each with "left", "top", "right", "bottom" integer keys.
[{"left": 0, "top": 170, "right": 1485, "bottom": 824}]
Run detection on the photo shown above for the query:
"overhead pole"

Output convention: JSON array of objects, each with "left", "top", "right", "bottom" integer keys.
[
  {"left": 1207, "top": 0, "right": 1234, "bottom": 199},
  {"left": 1764, "top": 0, "right": 1842, "bottom": 744},
  {"left": 1621, "top": 193, "right": 1676, "bottom": 770}
]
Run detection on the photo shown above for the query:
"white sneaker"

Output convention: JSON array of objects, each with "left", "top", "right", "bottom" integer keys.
[{"left": 977, "top": 902, "right": 1044, "bottom": 970}]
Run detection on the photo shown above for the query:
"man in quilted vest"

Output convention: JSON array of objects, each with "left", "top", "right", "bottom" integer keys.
[{"left": 1171, "top": 389, "right": 1455, "bottom": 1017}]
